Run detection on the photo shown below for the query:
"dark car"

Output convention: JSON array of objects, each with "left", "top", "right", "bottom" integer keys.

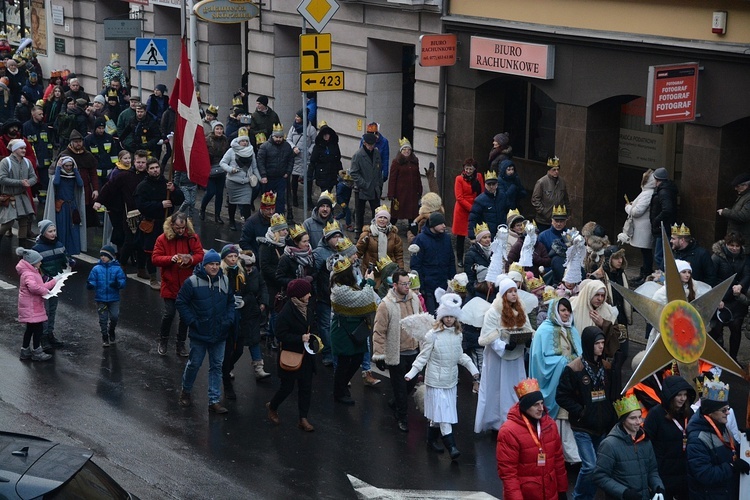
[{"left": 0, "top": 431, "right": 139, "bottom": 499}]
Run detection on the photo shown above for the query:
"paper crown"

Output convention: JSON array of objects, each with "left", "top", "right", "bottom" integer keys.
[
  {"left": 272, "top": 123, "right": 284, "bottom": 134},
  {"left": 525, "top": 275, "right": 545, "bottom": 292},
  {"left": 318, "top": 120, "right": 327, "bottom": 128},
  {"left": 374, "top": 255, "right": 393, "bottom": 273},
  {"left": 238, "top": 127, "right": 249, "bottom": 138},
  {"left": 398, "top": 137, "right": 411, "bottom": 149},
  {"left": 701, "top": 374, "right": 729, "bottom": 402},
  {"left": 339, "top": 169, "right": 353, "bottom": 181},
  {"left": 408, "top": 270, "right": 421, "bottom": 289},
  {"left": 484, "top": 170, "right": 498, "bottom": 182},
  {"left": 375, "top": 203, "right": 389, "bottom": 215},
  {"left": 206, "top": 105, "right": 219, "bottom": 116},
  {"left": 269, "top": 213, "right": 287, "bottom": 228},
  {"left": 332, "top": 255, "right": 352, "bottom": 274},
  {"left": 110, "top": 53, "right": 119, "bottom": 63},
  {"left": 334, "top": 237, "right": 356, "bottom": 256},
  {"left": 260, "top": 191, "right": 277, "bottom": 206},
  {"left": 514, "top": 378, "right": 541, "bottom": 399},
  {"left": 547, "top": 156, "right": 560, "bottom": 168},
  {"left": 542, "top": 286, "right": 557, "bottom": 303},
  {"left": 323, "top": 220, "right": 342, "bottom": 237},
  {"left": 507, "top": 208, "right": 522, "bottom": 220},
  {"left": 474, "top": 222, "right": 490, "bottom": 237},
  {"left": 232, "top": 95, "right": 243, "bottom": 107},
  {"left": 671, "top": 223, "right": 691, "bottom": 237},
  {"left": 289, "top": 224, "right": 307, "bottom": 239},
  {"left": 509, "top": 262, "right": 525, "bottom": 275},
  {"left": 552, "top": 205, "right": 568, "bottom": 218},
  {"left": 319, "top": 190, "right": 336, "bottom": 205},
  {"left": 449, "top": 273, "right": 468, "bottom": 293},
  {"left": 366, "top": 122, "right": 378, "bottom": 133},
  {"left": 613, "top": 394, "right": 641, "bottom": 418}
]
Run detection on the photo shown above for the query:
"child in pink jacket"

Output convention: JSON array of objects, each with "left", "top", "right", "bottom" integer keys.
[{"left": 15, "top": 248, "right": 56, "bottom": 361}]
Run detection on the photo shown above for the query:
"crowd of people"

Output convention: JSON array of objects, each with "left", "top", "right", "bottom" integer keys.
[{"left": 3, "top": 52, "right": 750, "bottom": 497}]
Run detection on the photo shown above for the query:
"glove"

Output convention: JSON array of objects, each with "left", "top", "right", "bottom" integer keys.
[
  {"left": 375, "top": 360, "right": 387, "bottom": 372},
  {"left": 558, "top": 493, "right": 567, "bottom": 500},
  {"left": 109, "top": 282, "right": 119, "bottom": 289},
  {"left": 622, "top": 489, "right": 641, "bottom": 500},
  {"left": 505, "top": 341, "right": 517, "bottom": 351},
  {"left": 653, "top": 486, "right": 665, "bottom": 494},
  {"left": 734, "top": 458, "right": 750, "bottom": 475},
  {"left": 68, "top": 259, "right": 77, "bottom": 268}
]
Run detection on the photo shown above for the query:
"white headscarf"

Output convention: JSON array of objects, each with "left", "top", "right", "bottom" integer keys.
[{"left": 570, "top": 279, "right": 618, "bottom": 330}]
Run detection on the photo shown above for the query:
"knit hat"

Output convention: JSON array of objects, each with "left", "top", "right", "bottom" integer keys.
[
  {"left": 296, "top": 109, "right": 304, "bottom": 118},
  {"left": 270, "top": 213, "right": 288, "bottom": 232},
  {"left": 221, "top": 244, "right": 240, "bottom": 260},
  {"left": 675, "top": 259, "right": 692, "bottom": 273},
  {"left": 15, "top": 247, "right": 42, "bottom": 265},
  {"left": 436, "top": 293, "right": 462, "bottom": 321},
  {"left": 94, "top": 117, "right": 106, "bottom": 129},
  {"left": 37, "top": 219, "right": 55, "bottom": 236},
  {"left": 211, "top": 120, "right": 224, "bottom": 131},
  {"left": 496, "top": 277, "right": 517, "bottom": 299},
  {"left": 323, "top": 220, "right": 343, "bottom": 240},
  {"left": 428, "top": 212, "right": 445, "bottom": 228},
  {"left": 399, "top": 137, "right": 412, "bottom": 151},
  {"left": 9, "top": 139, "right": 25, "bottom": 152},
  {"left": 202, "top": 249, "right": 221, "bottom": 265},
  {"left": 515, "top": 378, "right": 543, "bottom": 412},
  {"left": 271, "top": 124, "right": 284, "bottom": 137},
  {"left": 317, "top": 190, "right": 335, "bottom": 208},
  {"left": 100, "top": 245, "right": 116, "bottom": 261},
  {"left": 653, "top": 167, "right": 668, "bottom": 180},
  {"left": 75, "top": 98, "right": 88, "bottom": 109},
  {"left": 493, "top": 132, "right": 510, "bottom": 147},
  {"left": 474, "top": 222, "right": 490, "bottom": 241},
  {"left": 155, "top": 84, "right": 167, "bottom": 93},
  {"left": 362, "top": 133, "right": 377, "bottom": 145},
  {"left": 375, "top": 205, "right": 390, "bottom": 220},
  {"left": 93, "top": 94, "right": 106, "bottom": 105},
  {"left": 287, "top": 278, "right": 312, "bottom": 299},
  {"left": 256, "top": 95, "right": 269, "bottom": 106}
]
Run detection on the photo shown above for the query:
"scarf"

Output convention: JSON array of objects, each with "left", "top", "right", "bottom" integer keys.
[
  {"left": 370, "top": 222, "right": 391, "bottom": 260},
  {"left": 549, "top": 299, "right": 579, "bottom": 361},
  {"left": 115, "top": 161, "right": 130, "bottom": 171},
  {"left": 264, "top": 227, "right": 286, "bottom": 247},
  {"left": 479, "top": 242, "right": 491, "bottom": 259},
  {"left": 59, "top": 167, "right": 76, "bottom": 179},
  {"left": 582, "top": 358, "right": 605, "bottom": 389},
  {"left": 462, "top": 171, "right": 481, "bottom": 195},
  {"left": 293, "top": 121, "right": 303, "bottom": 134},
  {"left": 291, "top": 297, "right": 308, "bottom": 318},
  {"left": 285, "top": 244, "right": 314, "bottom": 271}
]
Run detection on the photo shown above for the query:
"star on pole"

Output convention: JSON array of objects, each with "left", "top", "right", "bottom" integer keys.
[{"left": 612, "top": 226, "right": 742, "bottom": 393}]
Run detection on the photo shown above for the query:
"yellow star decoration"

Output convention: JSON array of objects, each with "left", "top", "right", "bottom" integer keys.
[{"left": 612, "top": 226, "right": 743, "bottom": 394}]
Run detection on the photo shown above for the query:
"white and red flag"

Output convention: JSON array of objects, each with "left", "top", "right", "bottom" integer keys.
[{"left": 169, "top": 38, "right": 210, "bottom": 187}]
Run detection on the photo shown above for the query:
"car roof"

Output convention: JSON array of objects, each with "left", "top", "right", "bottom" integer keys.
[{"left": 0, "top": 431, "right": 92, "bottom": 499}]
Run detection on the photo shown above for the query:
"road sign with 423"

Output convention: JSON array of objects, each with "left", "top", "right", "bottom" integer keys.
[{"left": 300, "top": 71, "right": 344, "bottom": 92}]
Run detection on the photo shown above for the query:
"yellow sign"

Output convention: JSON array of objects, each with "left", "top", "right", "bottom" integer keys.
[
  {"left": 299, "top": 34, "right": 332, "bottom": 72},
  {"left": 300, "top": 71, "right": 345, "bottom": 92}
]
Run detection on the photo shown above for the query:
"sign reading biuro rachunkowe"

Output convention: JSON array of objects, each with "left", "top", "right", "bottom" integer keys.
[{"left": 469, "top": 36, "right": 554, "bottom": 80}]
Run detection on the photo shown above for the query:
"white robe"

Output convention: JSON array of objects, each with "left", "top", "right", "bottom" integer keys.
[{"left": 474, "top": 337, "right": 526, "bottom": 433}]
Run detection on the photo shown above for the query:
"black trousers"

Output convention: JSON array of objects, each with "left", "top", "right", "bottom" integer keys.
[
  {"left": 22, "top": 322, "right": 44, "bottom": 349},
  {"left": 355, "top": 198, "right": 378, "bottom": 232},
  {"left": 222, "top": 331, "right": 245, "bottom": 385},
  {"left": 387, "top": 353, "right": 418, "bottom": 423},
  {"left": 334, "top": 353, "right": 364, "bottom": 399},
  {"left": 270, "top": 357, "right": 313, "bottom": 418},
  {"left": 160, "top": 298, "right": 188, "bottom": 341}
]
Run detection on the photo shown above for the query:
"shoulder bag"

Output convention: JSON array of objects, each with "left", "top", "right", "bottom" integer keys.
[
  {"left": 279, "top": 349, "right": 303, "bottom": 371},
  {"left": 343, "top": 317, "right": 371, "bottom": 344}
]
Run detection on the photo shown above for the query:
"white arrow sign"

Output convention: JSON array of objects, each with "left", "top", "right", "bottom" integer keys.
[
  {"left": 347, "top": 474, "right": 499, "bottom": 499},
  {"left": 655, "top": 110, "right": 691, "bottom": 119}
]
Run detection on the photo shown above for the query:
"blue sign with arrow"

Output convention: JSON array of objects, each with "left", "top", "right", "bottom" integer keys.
[{"left": 135, "top": 38, "right": 168, "bottom": 71}]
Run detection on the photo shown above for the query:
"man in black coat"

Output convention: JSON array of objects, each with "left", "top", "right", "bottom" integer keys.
[
  {"left": 257, "top": 127, "right": 294, "bottom": 215},
  {"left": 649, "top": 167, "right": 678, "bottom": 271},
  {"left": 239, "top": 191, "right": 276, "bottom": 259},
  {"left": 670, "top": 223, "right": 717, "bottom": 286},
  {"left": 120, "top": 102, "right": 162, "bottom": 157}
]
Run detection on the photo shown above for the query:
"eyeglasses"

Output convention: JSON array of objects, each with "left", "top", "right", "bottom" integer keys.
[
  {"left": 396, "top": 282, "right": 410, "bottom": 287},
  {"left": 720, "top": 407, "right": 731, "bottom": 413}
]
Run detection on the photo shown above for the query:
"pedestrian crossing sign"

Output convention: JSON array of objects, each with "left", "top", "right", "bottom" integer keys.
[{"left": 135, "top": 38, "right": 168, "bottom": 71}]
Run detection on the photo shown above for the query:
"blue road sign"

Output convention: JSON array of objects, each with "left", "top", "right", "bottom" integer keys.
[{"left": 135, "top": 38, "right": 168, "bottom": 71}]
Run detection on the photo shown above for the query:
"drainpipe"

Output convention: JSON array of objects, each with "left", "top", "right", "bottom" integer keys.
[
  {"left": 189, "top": 0, "right": 198, "bottom": 87},
  {"left": 435, "top": 0, "right": 448, "bottom": 197}
]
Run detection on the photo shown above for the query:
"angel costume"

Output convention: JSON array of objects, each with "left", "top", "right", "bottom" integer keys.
[{"left": 474, "top": 285, "right": 534, "bottom": 433}]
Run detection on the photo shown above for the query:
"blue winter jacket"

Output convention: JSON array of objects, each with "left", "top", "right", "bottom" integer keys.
[
  {"left": 685, "top": 411, "right": 739, "bottom": 500},
  {"left": 176, "top": 264, "right": 235, "bottom": 344},
  {"left": 468, "top": 190, "right": 507, "bottom": 239},
  {"left": 86, "top": 260, "right": 127, "bottom": 303},
  {"left": 410, "top": 224, "right": 455, "bottom": 292}
]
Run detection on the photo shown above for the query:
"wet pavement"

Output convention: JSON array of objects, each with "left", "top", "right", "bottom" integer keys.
[{"left": 0, "top": 196, "right": 748, "bottom": 499}]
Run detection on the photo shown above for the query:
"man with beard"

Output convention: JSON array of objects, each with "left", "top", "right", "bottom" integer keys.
[
  {"left": 62, "top": 130, "right": 100, "bottom": 227},
  {"left": 100, "top": 76, "right": 128, "bottom": 110},
  {"left": 239, "top": 191, "right": 276, "bottom": 259},
  {"left": 248, "top": 95, "right": 280, "bottom": 150},
  {"left": 23, "top": 106, "right": 53, "bottom": 203},
  {"left": 303, "top": 190, "right": 335, "bottom": 250},
  {"left": 120, "top": 103, "right": 162, "bottom": 157},
  {"left": 84, "top": 117, "right": 121, "bottom": 185},
  {"left": 257, "top": 125, "right": 294, "bottom": 215},
  {"left": 95, "top": 151, "right": 149, "bottom": 272},
  {"left": 135, "top": 157, "right": 184, "bottom": 290}
]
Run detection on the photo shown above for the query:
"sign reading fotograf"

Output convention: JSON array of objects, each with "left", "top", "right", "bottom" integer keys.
[
  {"left": 469, "top": 36, "right": 554, "bottom": 80},
  {"left": 645, "top": 62, "right": 699, "bottom": 125}
]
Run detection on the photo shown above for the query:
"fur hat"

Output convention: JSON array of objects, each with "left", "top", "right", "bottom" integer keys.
[
  {"left": 15, "top": 247, "right": 42, "bottom": 265},
  {"left": 436, "top": 293, "right": 462, "bottom": 321},
  {"left": 418, "top": 192, "right": 443, "bottom": 216},
  {"left": 287, "top": 278, "right": 312, "bottom": 299}
]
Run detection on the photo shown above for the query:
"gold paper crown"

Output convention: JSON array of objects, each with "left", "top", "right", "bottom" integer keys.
[
  {"left": 319, "top": 190, "right": 336, "bottom": 205},
  {"left": 260, "top": 191, "right": 277, "bottom": 206},
  {"left": 671, "top": 223, "right": 691, "bottom": 237},
  {"left": 398, "top": 137, "right": 411, "bottom": 148},
  {"left": 613, "top": 394, "right": 641, "bottom": 418},
  {"left": 238, "top": 127, "right": 249, "bottom": 138},
  {"left": 484, "top": 170, "right": 498, "bottom": 182},
  {"left": 507, "top": 208, "right": 522, "bottom": 220},
  {"left": 376, "top": 256, "right": 393, "bottom": 273},
  {"left": 514, "top": 378, "right": 541, "bottom": 399},
  {"left": 547, "top": 156, "right": 560, "bottom": 168},
  {"left": 375, "top": 204, "right": 389, "bottom": 215},
  {"left": 408, "top": 271, "right": 420, "bottom": 289},
  {"left": 552, "top": 205, "right": 568, "bottom": 218},
  {"left": 334, "top": 237, "right": 354, "bottom": 253},
  {"left": 323, "top": 220, "right": 342, "bottom": 236},
  {"left": 232, "top": 95, "right": 243, "bottom": 107},
  {"left": 474, "top": 222, "right": 490, "bottom": 236},
  {"left": 318, "top": 120, "right": 327, "bottom": 128},
  {"left": 449, "top": 278, "right": 467, "bottom": 294},
  {"left": 289, "top": 224, "right": 307, "bottom": 239},
  {"left": 333, "top": 256, "right": 352, "bottom": 274},
  {"left": 272, "top": 123, "right": 284, "bottom": 134},
  {"left": 525, "top": 275, "right": 545, "bottom": 292},
  {"left": 206, "top": 105, "right": 219, "bottom": 115},
  {"left": 269, "top": 213, "right": 287, "bottom": 227},
  {"left": 509, "top": 262, "right": 525, "bottom": 275},
  {"left": 110, "top": 53, "right": 120, "bottom": 63},
  {"left": 701, "top": 374, "right": 729, "bottom": 403},
  {"left": 339, "top": 170, "right": 353, "bottom": 181},
  {"left": 542, "top": 286, "right": 557, "bottom": 303}
]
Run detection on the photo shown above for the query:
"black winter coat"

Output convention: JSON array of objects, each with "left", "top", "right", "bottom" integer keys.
[
  {"left": 650, "top": 179, "right": 678, "bottom": 236},
  {"left": 686, "top": 412, "right": 739, "bottom": 500},
  {"left": 673, "top": 239, "right": 718, "bottom": 286},
  {"left": 463, "top": 242, "right": 491, "bottom": 298},
  {"left": 275, "top": 300, "right": 316, "bottom": 378},
  {"left": 134, "top": 174, "right": 184, "bottom": 251},
  {"left": 259, "top": 241, "right": 285, "bottom": 298},
  {"left": 276, "top": 251, "right": 316, "bottom": 291},
  {"left": 257, "top": 140, "right": 294, "bottom": 179},
  {"left": 238, "top": 211, "right": 270, "bottom": 256},
  {"left": 711, "top": 240, "right": 750, "bottom": 318},
  {"left": 121, "top": 115, "right": 161, "bottom": 156},
  {"left": 309, "top": 125, "right": 342, "bottom": 189},
  {"left": 498, "top": 171, "right": 527, "bottom": 210},
  {"left": 642, "top": 376, "right": 695, "bottom": 496},
  {"left": 224, "top": 263, "right": 269, "bottom": 346},
  {"left": 468, "top": 190, "right": 507, "bottom": 238}
]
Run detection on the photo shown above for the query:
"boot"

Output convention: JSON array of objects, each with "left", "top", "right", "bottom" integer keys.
[
  {"left": 253, "top": 360, "right": 271, "bottom": 380},
  {"left": 149, "top": 274, "right": 161, "bottom": 290},
  {"left": 199, "top": 208, "right": 206, "bottom": 221},
  {"left": 229, "top": 221, "right": 238, "bottom": 231},
  {"left": 224, "top": 380, "right": 237, "bottom": 400},
  {"left": 102, "top": 335, "right": 110, "bottom": 347},
  {"left": 31, "top": 347, "right": 52, "bottom": 361},
  {"left": 176, "top": 341, "right": 189, "bottom": 357},
  {"left": 19, "top": 347, "right": 32, "bottom": 360},
  {"left": 362, "top": 370, "right": 381, "bottom": 386},
  {"left": 137, "top": 268, "right": 150, "bottom": 280},
  {"left": 427, "top": 426, "right": 444, "bottom": 453},
  {"left": 157, "top": 337, "right": 168, "bottom": 356},
  {"left": 47, "top": 334, "right": 64, "bottom": 349},
  {"left": 178, "top": 389, "right": 192, "bottom": 407},
  {"left": 266, "top": 402, "right": 280, "bottom": 425},
  {"left": 441, "top": 433, "right": 461, "bottom": 460},
  {"left": 298, "top": 418, "right": 315, "bottom": 432},
  {"left": 209, "top": 402, "right": 229, "bottom": 414},
  {"left": 215, "top": 215, "right": 224, "bottom": 225}
]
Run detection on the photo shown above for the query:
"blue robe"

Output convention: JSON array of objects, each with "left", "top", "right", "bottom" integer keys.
[{"left": 47, "top": 167, "right": 85, "bottom": 256}]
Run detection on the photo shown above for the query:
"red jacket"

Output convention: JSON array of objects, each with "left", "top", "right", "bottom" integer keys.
[
  {"left": 151, "top": 220, "right": 204, "bottom": 299},
  {"left": 452, "top": 173, "right": 483, "bottom": 237},
  {"left": 496, "top": 403, "right": 567, "bottom": 500}
]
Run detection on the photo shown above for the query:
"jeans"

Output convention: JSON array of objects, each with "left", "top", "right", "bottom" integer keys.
[
  {"left": 200, "top": 176, "right": 225, "bottom": 215},
  {"left": 160, "top": 298, "right": 188, "bottom": 341},
  {"left": 654, "top": 236, "right": 664, "bottom": 271},
  {"left": 572, "top": 431, "right": 603, "bottom": 500},
  {"left": 361, "top": 345, "right": 371, "bottom": 371},
  {"left": 179, "top": 184, "right": 197, "bottom": 219},
  {"left": 263, "top": 177, "right": 288, "bottom": 214},
  {"left": 182, "top": 339, "right": 226, "bottom": 405},
  {"left": 316, "top": 302, "right": 332, "bottom": 362},
  {"left": 97, "top": 301, "right": 120, "bottom": 337},
  {"left": 43, "top": 295, "right": 59, "bottom": 336},
  {"left": 335, "top": 206, "right": 352, "bottom": 226},
  {"left": 387, "top": 353, "right": 418, "bottom": 423}
]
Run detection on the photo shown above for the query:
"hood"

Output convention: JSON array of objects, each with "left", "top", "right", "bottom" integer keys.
[
  {"left": 711, "top": 239, "right": 744, "bottom": 261},
  {"left": 602, "top": 245, "right": 627, "bottom": 273},
  {"left": 581, "top": 326, "right": 604, "bottom": 363},
  {"left": 643, "top": 175, "right": 657, "bottom": 190},
  {"left": 15, "top": 258, "right": 37, "bottom": 276},
  {"left": 310, "top": 207, "right": 332, "bottom": 225},
  {"left": 660, "top": 375, "right": 696, "bottom": 409},
  {"left": 162, "top": 217, "right": 197, "bottom": 239},
  {"left": 315, "top": 125, "right": 339, "bottom": 146}
]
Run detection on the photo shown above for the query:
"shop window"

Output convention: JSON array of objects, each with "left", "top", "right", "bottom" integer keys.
[{"left": 495, "top": 79, "right": 556, "bottom": 162}]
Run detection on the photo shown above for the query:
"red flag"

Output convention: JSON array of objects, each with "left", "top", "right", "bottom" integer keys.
[{"left": 170, "top": 39, "right": 210, "bottom": 187}]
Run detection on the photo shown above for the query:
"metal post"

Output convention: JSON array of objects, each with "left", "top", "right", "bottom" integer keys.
[{"left": 301, "top": 17, "right": 308, "bottom": 218}]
